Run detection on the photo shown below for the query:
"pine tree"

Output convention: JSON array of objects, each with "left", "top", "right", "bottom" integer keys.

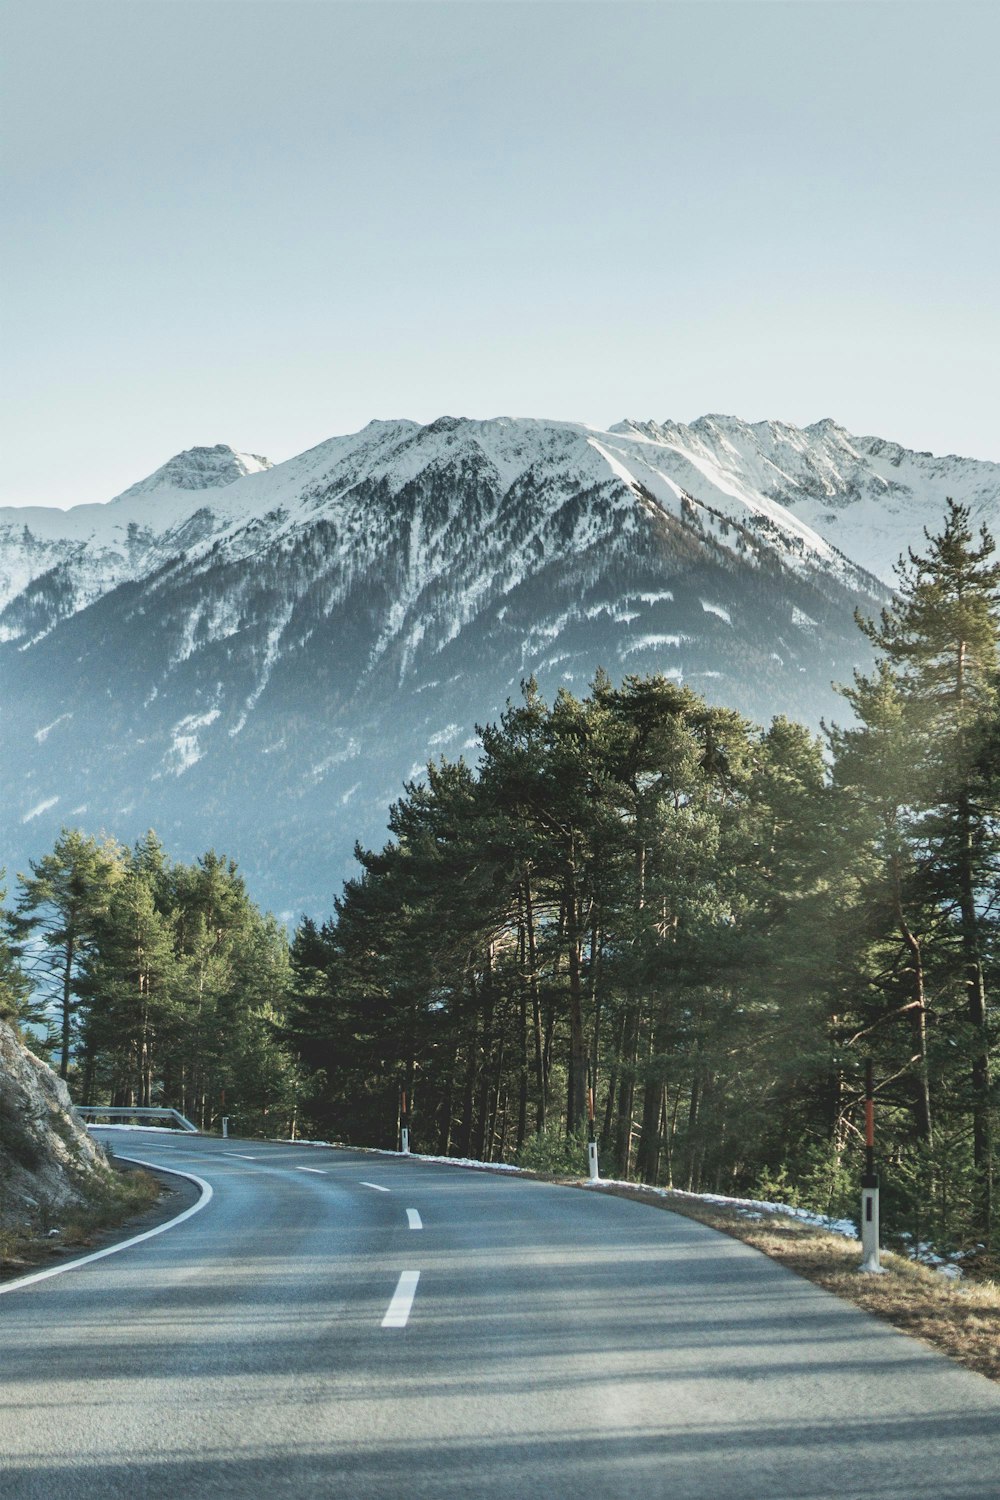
[
  {"left": 12, "top": 830, "right": 125, "bottom": 1078},
  {"left": 78, "top": 864, "right": 179, "bottom": 1107},
  {"left": 0, "top": 873, "right": 30, "bottom": 1027},
  {"left": 851, "top": 501, "right": 1000, "bottom": 1238}
]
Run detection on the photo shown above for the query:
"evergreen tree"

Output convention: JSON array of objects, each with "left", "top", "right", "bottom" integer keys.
[
  {"left": 78, "top": 861, "right": 179, "bottom": 1106},
  {"left": 12, "top": 830, "right": 125, "bottom": 1077},
  {"left": 840, "top": 501, "right": 1000, "bottom": 1239},
  {"left": 0, "top": 873, "right": 30, "bottom": 1027}
]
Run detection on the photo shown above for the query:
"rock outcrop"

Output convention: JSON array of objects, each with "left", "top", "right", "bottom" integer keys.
[{"left": 0, "top": 1018, "right": 113, "bottom": 1231}]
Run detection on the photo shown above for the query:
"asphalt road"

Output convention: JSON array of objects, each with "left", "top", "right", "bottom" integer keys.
[{"left": 1, "top": 1130, "right": 998, "bottom": 1499}]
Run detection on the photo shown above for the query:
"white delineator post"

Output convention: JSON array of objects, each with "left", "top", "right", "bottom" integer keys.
[
  {"left": 400, "top": 1089, "right": 411, "bottom": 1155},
  {"left": 860, "top": 1060, "right": 883, "bottom": 1273},
  {"left": 221, "top": 1116, "right": 230, "bottom": 1139},
  {"left": 587, "top": 1065, "right": 599, "bottom": 1181}
]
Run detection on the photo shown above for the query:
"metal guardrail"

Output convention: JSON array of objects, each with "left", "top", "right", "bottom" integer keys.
[{"left": 77, "top": 1106, "right": 199, "bottom": 1133}]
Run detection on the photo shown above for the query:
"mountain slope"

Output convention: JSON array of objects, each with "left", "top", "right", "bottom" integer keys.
[
  {"left": 2, "top": 413, "right": 994, "bottom": 914},
  {"left": 0, "top": 445, "right": 273, "bottom": 645},
  {"left": 616, "top": 415, "right": 999, "bottom": 584}
]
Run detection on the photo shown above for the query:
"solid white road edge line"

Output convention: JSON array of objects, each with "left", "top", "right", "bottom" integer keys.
[
  {"left": 406, "top": 1208, "right": 422, "bottom": 1229},
  {"left": 296, "top": 1166, "right": 326, "bottom": 1174},
  {"left": 360, "top": 1181, "right": 390, "bottom": 1192},
  {"left": 0, "top": 1156, "right": 213, "bottom": 1297},
  {"left": 382, "top": 1270, "right": 420, "bottom": 1327}
]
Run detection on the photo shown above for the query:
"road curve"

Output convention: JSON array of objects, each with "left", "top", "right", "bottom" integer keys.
[{"left": 0, "top": 1129, "right": 997, "bottom": 1499}]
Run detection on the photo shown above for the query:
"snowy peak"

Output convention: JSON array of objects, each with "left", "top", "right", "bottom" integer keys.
[{"left": 112, "top": 444, "right": 272, "bottom": 501}]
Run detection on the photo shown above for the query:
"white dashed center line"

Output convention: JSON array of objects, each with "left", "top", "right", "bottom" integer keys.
[
  {"left": 406, "top": 1208, "right": 422, "bottom": 1230},
  {"left": 382, "top": 1270, "right": 420, "bottom": 1328},
  {"left": 360, "top": 1181, "right": 390, "bottom": 1192},
  {"left": 296, "top": 1166, "right": 326, "bottom": 1174},
  {"left": 227, "top": 1153, "right": 257, "bottom": 1160}
]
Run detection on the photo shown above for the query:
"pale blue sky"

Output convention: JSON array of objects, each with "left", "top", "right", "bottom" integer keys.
[{"left": 3, "top": 0, "right": 998, "bottom": 508}]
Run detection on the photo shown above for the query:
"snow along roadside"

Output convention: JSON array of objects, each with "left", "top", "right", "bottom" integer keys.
[{"left": 273, "top": 1137, "right": 970, "bottom": 1275}]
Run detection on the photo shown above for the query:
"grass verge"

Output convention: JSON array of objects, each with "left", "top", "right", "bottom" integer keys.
[
  {"left": 0, "top": 1164, "right": 162, "bottom": 1283},
  {"left": 580, "top": 1180, "right": 1000, "bottom": 1383}
]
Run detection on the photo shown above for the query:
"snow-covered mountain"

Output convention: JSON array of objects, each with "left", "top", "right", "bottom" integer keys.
[
  {"left": 2, "top": 415, "right": 995, "bottom": 914},
  {"left": 616, "top": 415, "right": 998, "bottom": 585},
  {"left": 0, "top": 445, "right": 273, "bottom": 645}
]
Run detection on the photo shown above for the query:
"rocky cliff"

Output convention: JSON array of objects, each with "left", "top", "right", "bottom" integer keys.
[{"left": 0, "top": 1019, "right": 114, "bottom": 1233}]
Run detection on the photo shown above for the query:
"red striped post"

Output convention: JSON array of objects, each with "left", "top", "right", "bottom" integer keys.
[
  {"left": 860, "top": 1060, "right": 882, "bottom": 1273},
  {"left": 586, "top": 1061, "right": 599, "bottom": 1181}
]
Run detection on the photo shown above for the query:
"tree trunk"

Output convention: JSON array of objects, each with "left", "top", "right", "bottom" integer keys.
[
  {"left": 564, "top": 881, "right": 588, "bottom": 1136},
  {"left": 957, "top": 788, "right": 992, "bottom": 1240},
  {"left": 523, "top": 882, "right": 546, "bottom": 1133},
  {"left": 889, "top": 855, "right": 933, "bottom": 1146},
  {"left": 59, "top": 934, "right": 75, "bottom": 1080},
  {"left": 614, "top": 1002, "right": 640, "bottom": 1178}
]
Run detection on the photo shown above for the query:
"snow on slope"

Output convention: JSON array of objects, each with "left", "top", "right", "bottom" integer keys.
[
  {"left": 0, "top": 445, "right": 274, "bottom": 636},
  {"left": 2, "top": 415, "right": 995, "bottom": 649},
  {"left": 616, "top": 416, "right": 999, "bottom": 585}
]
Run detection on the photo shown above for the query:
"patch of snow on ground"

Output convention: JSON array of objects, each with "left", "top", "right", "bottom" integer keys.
[
  {"left": 428, "top": 723, "right": 461, "bottom": 747},
  {"left": 700, "top": 601, "right": 732, "bottom": 624},
  {"left": 163, "top": 709, "right": 220, "bottom": 776},
  {"left": 34, "top": 713, "right": 72, "bottom": 743},
  {"left": 620, "top": 633, "right": 689, "bottom": 656},
  {"left": 633, "top": 590, "right": 675, "bottom": 605},
  {"left": 270, "top": 1136, "right": 973, "bottom": 1277},
  {"left": 586, "top": 437, "right": 641, "bottom": 492},
  {"left": 591, "top": 1180, "right": 860, "bottom": 1242},
  {"left": 22, "top": 795, "right": 59, "bottom": 823},
  {"left": 230, "top": 608, "right": 293, "bottom": 736}
]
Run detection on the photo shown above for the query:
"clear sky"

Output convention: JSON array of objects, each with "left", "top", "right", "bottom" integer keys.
[{"left": 3, "top": 0, "right": 998, "bottom": 508}]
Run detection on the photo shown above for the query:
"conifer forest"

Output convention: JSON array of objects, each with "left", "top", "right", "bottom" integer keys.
[{"left": 3, "top": 502, "right": 998, "bottom": 1258}]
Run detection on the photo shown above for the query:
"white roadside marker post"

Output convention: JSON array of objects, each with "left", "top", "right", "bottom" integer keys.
[
  {"left": 400, "top": 1088, "right": 410, "bottom": 1155},
  {"left": 221, "top": 1116, "right": 230, "bottom": 1139},
  {"left": 587, "top": 1063, "right": 599, "bottom": 1181},
  {"left": 860, "top": 1060, "right": 883, "bottom": 1274}
]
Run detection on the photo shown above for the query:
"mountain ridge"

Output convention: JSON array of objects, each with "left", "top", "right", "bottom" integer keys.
[{"left": 2, "top": 414, "right": 995, "bottom": 914}]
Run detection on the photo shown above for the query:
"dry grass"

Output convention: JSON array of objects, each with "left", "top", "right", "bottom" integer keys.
[
  {"left": 0, "top": 1165, "right": 161, "bottom": 1282},
  {"left": 581, "top": 1180, "right": 1000, "bottom": 1383}
]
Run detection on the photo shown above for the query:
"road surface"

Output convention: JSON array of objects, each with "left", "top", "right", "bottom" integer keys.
[{"left": 1, "top": 1130, "right": 998, "bottom": 1498}]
